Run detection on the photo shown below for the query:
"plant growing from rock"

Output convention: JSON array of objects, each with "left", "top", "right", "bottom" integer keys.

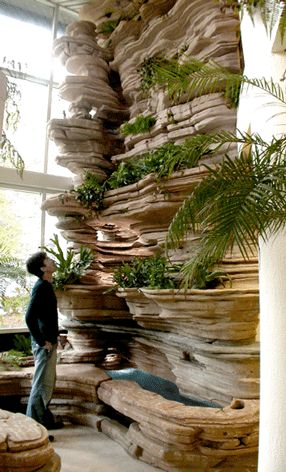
[
  {"left": 73, "top": 171, "right": 105, "bottom": 210},
  {"left": 167, "top": 131, "right": 286, "bottom": 286},
  {"left": 120, "top": 114, "right": 156, "bottom": 136},
  {"left": 113, "top": 255, "right": 179, "bottom": 289},
  {"left": 139, "top": 56, "right": 243, "bottom": 107},
  {"left": 106, "top": 139, "right": 211, "bottom": 190},
  {"left": 99, "top": 19, "right": 120, "bottom": 35},
  {"left": 43, "top": 234, "right": 93, "bottom": 290}
]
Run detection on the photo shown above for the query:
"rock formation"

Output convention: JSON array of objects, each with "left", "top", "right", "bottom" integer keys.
[{"left": 41, "top": 1, "right": 259, "bottom": 470}]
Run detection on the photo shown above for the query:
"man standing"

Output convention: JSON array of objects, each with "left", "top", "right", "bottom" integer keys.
[{"left": 25, "top": 251, "right": 63, "bottom": 430}]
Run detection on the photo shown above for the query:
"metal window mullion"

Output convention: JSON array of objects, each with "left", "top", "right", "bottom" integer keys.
[
  {"left": 42, "top": 4, "right": 59, "bottom": 246},
  {"left": 43, "top": 4, "right": 59, "bottom": 174}
]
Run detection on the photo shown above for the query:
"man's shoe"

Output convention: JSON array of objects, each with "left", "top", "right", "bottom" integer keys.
[{"left": 48, "top": 435, "right": 55, "bottom": 442}]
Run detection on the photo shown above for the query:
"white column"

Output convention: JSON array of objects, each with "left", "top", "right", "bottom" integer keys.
[
  {"left": 258, "top": 232, "right": 286, "bottom": 471},
  {"left": 0, "top": 70, "right": 7, "bottom": 136},
  {"left": 238, "top": 11, "right": 286, "bottom": 472}
]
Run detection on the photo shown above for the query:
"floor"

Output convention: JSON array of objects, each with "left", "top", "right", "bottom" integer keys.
[{"left": 52, "top": 424, "right": 162, "bottom": 472}]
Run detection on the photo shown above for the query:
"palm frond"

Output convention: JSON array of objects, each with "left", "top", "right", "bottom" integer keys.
[
  {"left": 245, "top": 77, "right": 286, "bottom": 105},
  {"left": 143, "top": 56, "right": 286, "bottom": 110},
  {"left": 167, "top": 148, "right": 286, "bottom": 286},
  {"left": 221, "top": 1, "right": 285, "bottom": 36}
]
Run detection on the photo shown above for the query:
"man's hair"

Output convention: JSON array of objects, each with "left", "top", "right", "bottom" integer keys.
[{"left": 26, "top": 251, "right": 47, "bottom": 278}]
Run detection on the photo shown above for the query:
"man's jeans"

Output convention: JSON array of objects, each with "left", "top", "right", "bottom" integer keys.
[{"left": 26, "top": 339, "right": 57, "bottom": 426}]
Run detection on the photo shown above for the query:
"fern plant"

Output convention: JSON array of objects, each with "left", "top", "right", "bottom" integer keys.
[
  {"left": 167, "top": 141, "right": 286, "bottom": 286},
  {"left": 120, "top": 114, "right": 156, "bottom": 136},
  {"left": 158, "top": 60, "right": 286, "bottom": 286},
  {"left": 12, "top": 334, "right": 32, "bottom": 356},
  {"left": 139, "top": 53, "right": 286, "bottom": 109},
  {"left": 106, "top": 139, "right": 211, "bottom": 190},
  {"left": 42, "top": 234, "right": 93, "bottom": 290},
  {"left": 139, "top": 56, "right": 242, "bottom": 106},
  {"left": 73, "top": 171, "right": 105, "bottom": 210}
]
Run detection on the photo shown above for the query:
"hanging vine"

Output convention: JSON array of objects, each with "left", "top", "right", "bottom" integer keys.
[{"left": 0, "top": 77, "right": 24, "bottom": 175}]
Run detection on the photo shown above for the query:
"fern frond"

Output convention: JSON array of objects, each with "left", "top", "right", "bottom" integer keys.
[
  {"left": 167, "top": 147, "right": 286, "bottom": 286},
  {"left": 245, "top": 77, "right": 286, "bottom": 104}
]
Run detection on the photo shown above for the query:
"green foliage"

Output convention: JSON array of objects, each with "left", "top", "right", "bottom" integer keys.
[
  {"left": 120, "top": 115, "right": 156, "bottom": 136},
  {"left": 0, "top": 336, "right": 31, "bottom": 369},
  {"left": 0, "top": 78, "right": 24, "bottom": 175},
  {"left": 167, "top": 142, "right": 286, "bottom": 286},
  {"left": 190, "top": 264, "right": 231, "bottom": 289},
  {"left": 0, "top": 132, "right": 24, "bottom": 176},
  {"left": 0, "top": 247, "right": 27, "bottom": 299},
  {"left": 12, "top": 334, "right": 32, "bottom": 356},
  {"left": 113, "top": 255, "right": 178, "bottom": 289},
  {"left": 1, "top": 291, "right": 29, "bottom": 315},
  {"left": 73, "top": 171, "right": 105, "bottom": 210},
  {"left": 139, "top": 54, "right": 286, "bottom": 110},
  {"left": 106, "top": 161, "right": 143, "bottom": 189},
  {"left": 0, "top": 351, "right": 23, "bottom": 368},
  {"left": 99, "top": 19, "right": 120, "bottom": 34},
  {"left": 162, "top": 63, "right": 286, "bottom": 287},
  {"left": 221, "top": 1, "right": 285, "bottom": 36},
  {"left": 106, "top": 139, "right": 209, "bottom": 190},
  {"left": 139, "top": 56, "right": 170, "bottom": 93},
  {"left": 43, "top": 234, "right": 93, "bottom": 290},
  {"left": 139, "top": 56, "right": 243, "bottom": 107},
  {"left": 5, "top": 80, "right": 21, "bottom": 131}
]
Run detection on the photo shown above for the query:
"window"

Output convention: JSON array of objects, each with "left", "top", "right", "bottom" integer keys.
[{"left": 0, "top": 3, "right": 74, "bottom": 328}]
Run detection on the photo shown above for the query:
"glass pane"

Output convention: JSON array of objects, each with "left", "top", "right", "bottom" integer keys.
[
  {"left": 0, "top": 188, "right": 67, "bottom": 329},
  {"left": 0, "top": 188, "right": 42, "bottom": 328},
  {"left": 45, "top": 209, "right": 67, "bottom": 251},
  {"left": 4, "top": 77, "right": 49, "bottom": 172},
  {"left": 0, "top": 12, "right": 53, "bottom": 80}
]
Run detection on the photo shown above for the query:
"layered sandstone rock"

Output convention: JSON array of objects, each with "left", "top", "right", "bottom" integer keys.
[
  {"left": 40, "top": 1, "right": 260, "bottom": 470},
  {"left": 97, "top": 380, "right": 258, "bottom": 472},
  {"left": 0, "top": 409, "right": 60, "bottom": 472}
]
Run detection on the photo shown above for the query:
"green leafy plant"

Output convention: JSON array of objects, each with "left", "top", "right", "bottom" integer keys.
[
  {"left": 0, "top": 78, "right": 24, "bottom": 175},
  {"left": 190, "top": 263, "right": 231, "bottom": 289},
  {"left": 139, "top": 55, "right": 170, "bottom": 93},
  {"left": 106, "top": 161, "right": 143, "bottom": 189},
  {"left": 43, "top": 234, "right": 93, "bottom": 290},
  {"left": 106, "top": 139, "right": 210, "bottom": 190},
  {"left": 139, "top": 56, "right": 243, "bottom": 107},
  {"left": 12, "top": 334, "right": 32, "bottom": 356},
  {"left": 113, "top": 255, "right": 179, "bottom": 289},
  {"left": 73, "top": 171, "right": 105, "bottom": 210},
  {"left": 167, "top": 134, "right": 286, "bottom": 286},
  {"left": 0, "top": 335, "right": 32, "bottom": 369},
  {"left": 99, "top": 19, "right": 120, "bottom": 34},
  {"left": 0, "top": 249, "right": 27, "bottom": 299},
  {"left": 120, "top": 115, "right": 156, "bottom": 136},
  {"left": 0, "top": 351, "right": 24, "bottom": 368}
]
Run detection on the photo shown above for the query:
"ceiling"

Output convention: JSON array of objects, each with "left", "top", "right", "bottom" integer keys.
[
  {"left": 35, "top": 0, "right": 90, "bottom": 15},
  {"left": 0, "top": 0, "right": 92, "bottom": 27}
]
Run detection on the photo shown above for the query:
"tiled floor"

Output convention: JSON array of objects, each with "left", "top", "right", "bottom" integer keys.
[{"left": 52, "top": 424, "right": 162, "bottom": 472}]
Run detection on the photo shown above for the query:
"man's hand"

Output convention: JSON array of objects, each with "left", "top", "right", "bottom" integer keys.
[{"left": 44, "top": 341, "right": 52, "bottom": 352}]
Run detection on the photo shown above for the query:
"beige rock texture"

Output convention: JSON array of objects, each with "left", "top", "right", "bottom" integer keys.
[
  {"left": 0, "top": 409, "right": 61, "bottom": 472},
  {"left": 97, "top": 380, "right": 258, "bottom": 471},
  {"left": 39, "top": 0, "right": 260, "bottom": 470}
]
